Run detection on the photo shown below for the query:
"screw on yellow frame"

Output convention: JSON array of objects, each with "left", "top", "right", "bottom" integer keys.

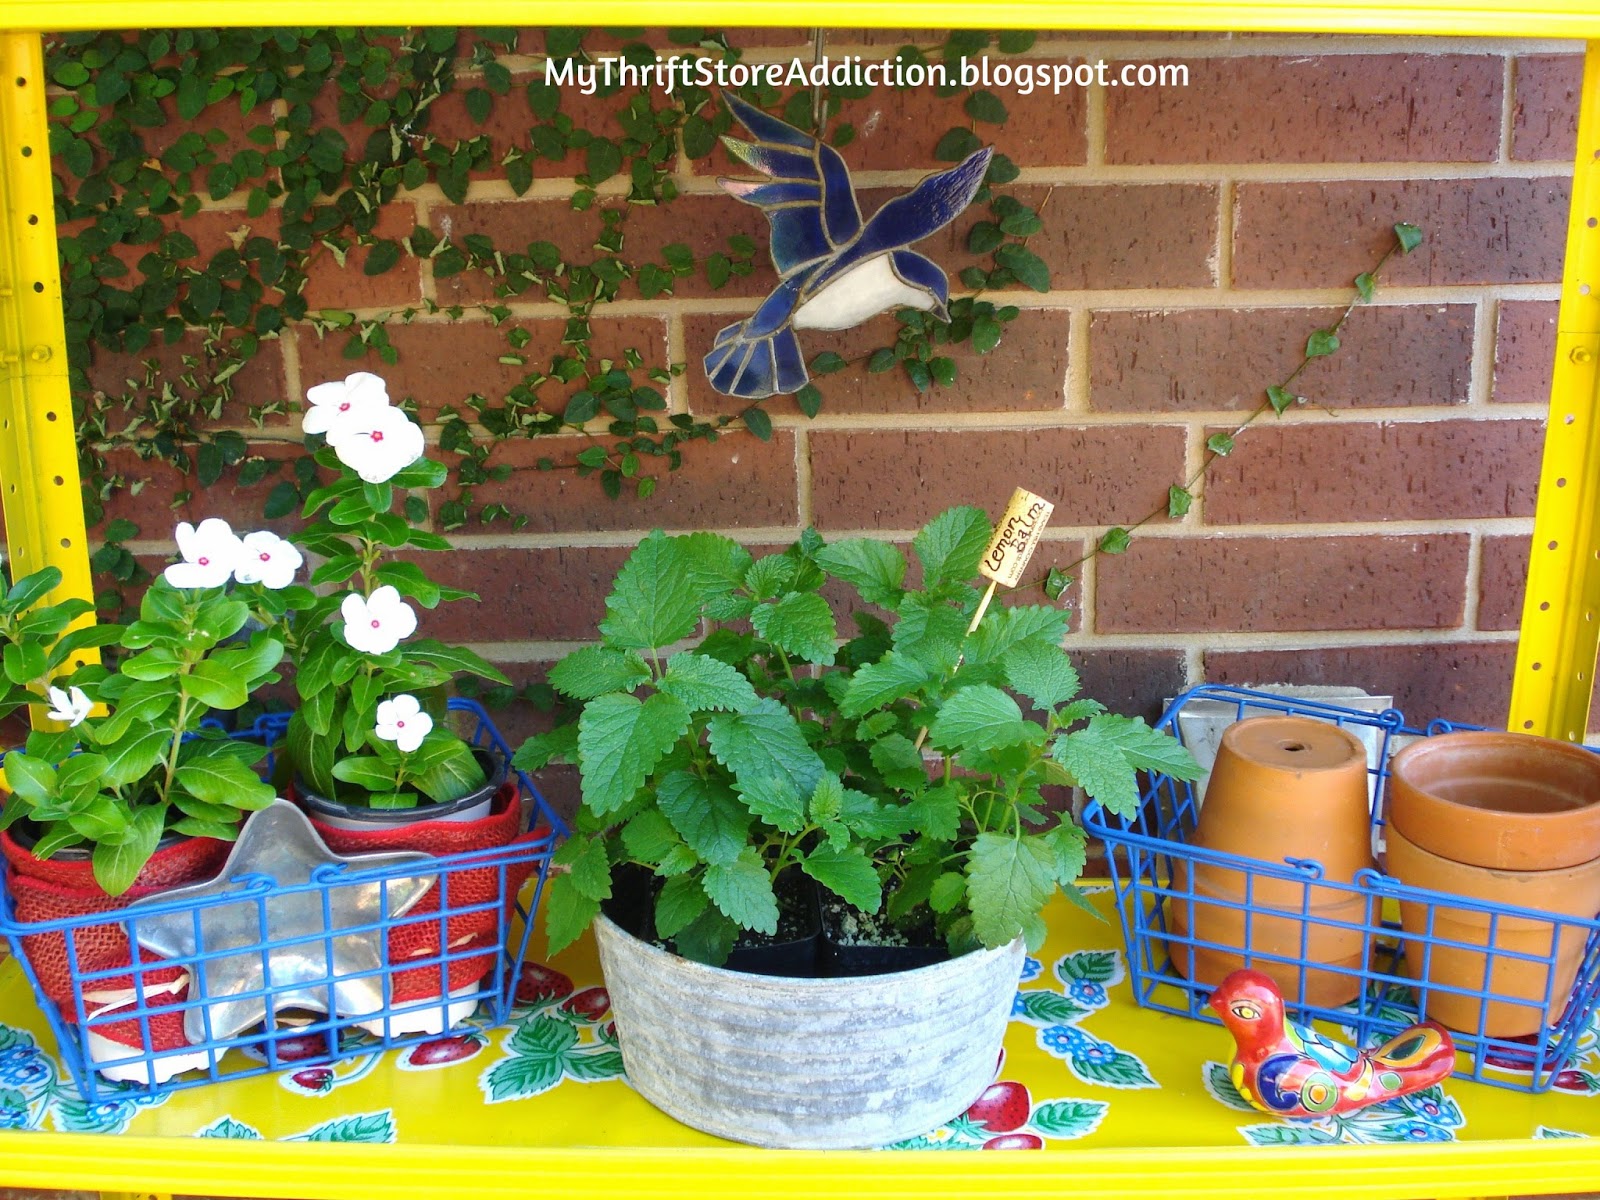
[{"left": 0, "top": 31, "right": 101, "bottom": 732}]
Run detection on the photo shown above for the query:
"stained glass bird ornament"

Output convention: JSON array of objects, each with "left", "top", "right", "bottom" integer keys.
[
  {"left": 704, "top": 94, "right": 993, "bottom": 400},
  {"left": 1210, "top": 968, "right": 1456, "bottom": 1119}
]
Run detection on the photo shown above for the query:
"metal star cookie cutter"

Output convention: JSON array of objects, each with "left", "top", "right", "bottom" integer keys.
[{"left": 124, "top": 800, "right": 437, "bottom": 1046}]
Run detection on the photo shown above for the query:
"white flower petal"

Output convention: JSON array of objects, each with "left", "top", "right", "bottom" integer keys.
[
  {"left": 303, "top": 372, "right": 392, "bottom": 442},
  {"left": 374, "top": 694, "right": 432, "bottom": 754},
  {"left": 46, "top": 684, "right": 91, "bottom": 728},
  {"left": 335, "top": 406, "right": 426, "bottom": 484},
  {"left": 167, "top": 517, "right": 243, "bottom": 589},
  {"left": 234, "top": 530, "right": 304, "bottom": 590}
]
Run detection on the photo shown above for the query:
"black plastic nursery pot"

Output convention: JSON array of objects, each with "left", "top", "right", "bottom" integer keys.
[
  {"left": 817, "top": 898, "right": 950, "bottom": 978},
  {"left": 293, "top": 746, "right": 509, "bottom": 830}
]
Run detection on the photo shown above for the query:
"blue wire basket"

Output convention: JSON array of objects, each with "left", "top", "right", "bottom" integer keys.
[
  {"left": 1081, "top": 684, "right": 1600, "bottom": 1095},
  {"left": 0, "top": 697, "right": 567, "bottom": 1102}
]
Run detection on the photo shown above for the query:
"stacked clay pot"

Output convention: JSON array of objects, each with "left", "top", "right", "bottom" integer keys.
[
  {"left": 1169, "top": 715, "right": 1375, "bottom": 1007},
  {"left": 1385, "top": 731, "right": 1600, "bottom": 1037}
]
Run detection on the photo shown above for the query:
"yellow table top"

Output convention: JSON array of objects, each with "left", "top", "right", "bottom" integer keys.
[{"left": 3, "top": 886, "right": 1600, "bottom": 1198}]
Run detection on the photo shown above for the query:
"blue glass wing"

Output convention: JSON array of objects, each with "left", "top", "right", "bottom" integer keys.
[
  {"left": 719, "top": 94, "right": 862, "bottom": 277},
  {"left": 853, "top": 145, "right": 994, "bottom": 258}
]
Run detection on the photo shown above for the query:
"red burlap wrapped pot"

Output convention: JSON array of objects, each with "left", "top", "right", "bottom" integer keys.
[
  {"left": 301, "top": 780, "right": 545, "bottom": 1004},
  {"left": 0, "top": 828, "right": 231, "bottom": 1050}
]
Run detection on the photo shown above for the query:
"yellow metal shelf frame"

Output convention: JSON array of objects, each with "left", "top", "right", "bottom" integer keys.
[{"left": 5, "top": 4, "right": 1600, "bottom": 1197}]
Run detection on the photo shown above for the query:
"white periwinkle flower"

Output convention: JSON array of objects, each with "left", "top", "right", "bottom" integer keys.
[
  {"left": 374, "top": 693, "right": 433, "bottom": 754},
  {"left": 233, "top": 530, "right": 304, "bottom": 590},
  {"left": 164, "top": 518, "right": 243, "bottom": 589},
  {"left": 333, "top": 403, "right": 426, "bottom": 484},
  {"left": 339, "top": 585, "right": 418, "bottom": 655},
  {"left": 45, "top": 685, "right": 92, "bottom": 728},
  {"left": 303, "top": 371, "right": 391, "bottom": 446}
]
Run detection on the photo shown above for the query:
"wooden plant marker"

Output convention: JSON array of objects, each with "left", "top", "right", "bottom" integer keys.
[{"left": 914, "top": 487, "right": 1055, "bottom": 749}]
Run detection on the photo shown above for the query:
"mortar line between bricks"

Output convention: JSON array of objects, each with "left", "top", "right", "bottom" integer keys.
[
  {"left": 1465, "top": 530, "right": 1488, "bottom": 633},
  {"left": 1182, "top": 645, "right": 1205, "bottom": 689},
  {"left": 1063, "top": 306, "right": 1089, "bottom": 412},
  {"left": 665, "top": 312, "right": 689, "bottom": 416},
  {"left": 794, "top": 426, "right": 813, "bottom": 527},
  {"left": 1469, "top": 296, "right": 1498, "bottom": 409},
  {"left": 1500, "top": 55, "right": 1518, "bottom": 166},
  {"left": 280, "top": 327, "right": 306, "bottom": 415},
  {"left": 412, "top": 192, "right": 439, "bottom": 305},
  {"left": 1084, "top": 69, "right": 1107, "bottom": 168},
  {"left": 1058, "top": 629, "right": 1525, "bottom": 651},
  {"left": 1215, "top": 178, "right": 1235, "bottom": 290}
]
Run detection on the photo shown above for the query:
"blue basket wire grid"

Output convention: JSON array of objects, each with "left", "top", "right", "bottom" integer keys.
[
  {"left": 1081, "top": 684, "right": 1600, "bottom": 1095},
  {"left": 0, "top": 697, "right": 566, "bottom": 1102}
]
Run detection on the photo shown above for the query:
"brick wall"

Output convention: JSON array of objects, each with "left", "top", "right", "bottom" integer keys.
[{"left": 65, "top": 29, "right": 1586, "bottom": 763}]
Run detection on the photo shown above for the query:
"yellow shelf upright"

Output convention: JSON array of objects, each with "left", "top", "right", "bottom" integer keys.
[
  {"left": 0, "top": 31, "right": 100, "bottom": 709},
  {"left": 1510, "top": 41, "right": 1600, "bottom": 743}
]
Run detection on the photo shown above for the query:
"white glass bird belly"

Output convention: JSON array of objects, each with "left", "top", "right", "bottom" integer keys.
[{"left": 792, "top": 254, "right": 936, "bottom": 331}]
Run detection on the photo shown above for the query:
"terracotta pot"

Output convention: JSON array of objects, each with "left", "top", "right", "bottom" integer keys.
[
  {"left": 1385, "top": 822, "right": 1600, "bottom": 1037},
  {"left": 1387, "top": 731, "right": 1600, "bottom": 871},
  {"left": 1168, "top": 716, "right": 1375, "bottom": 1006}
]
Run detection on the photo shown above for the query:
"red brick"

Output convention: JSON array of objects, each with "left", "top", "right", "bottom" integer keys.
[
  {"left": 1203, "top": 418, "right": 1544, "bottom": 524},
  {"left": 828, "top": 62, "right": 1088, "bottom": 171},
  {"left": 1205, "top": 642, "right": 1517, "bottom": 730},
  {"left": 81, "top": 330, "right": 289, "bottom": 433},
  {"left": 808, "top": 426, "right": 1185, "bottom": 531},
  {"left": 298, "top": 202, "right": 424, "bottom": 311},
  {"left": 1070, "top": 648, "right": 1189, "bottom": 725},
  {"left": 1233, "top": 178, "right": 1571, "bottom": 289},
  {"left": 295, "top": 314, "right": 669, "bottom": 424},
  {"left": 429, "top": 195, "right": 776, "bottom": 306},
  {"left": 1097, "top": 534, "right": 1470, "bottom": 634},
  {"left": 1090, "top": 304, "right": 1473, "bottom": 413},
  {"left": 1478, "top": 533, "right": 1531, "bottom": 632},
  {"left": 414, "top": 544, "right": 633, "bottom": 644},
  {"left": 1107, "top": 55, "right": 1501, "bottom": 165},
  {"left": 1494, "top": 299, "right": 1558, "bottom": 405},
  {"left": 1513, "top": 54, "right": 1583, "bottom": 163},
  {"left": 684, "top": 308, "right": 1067, "bottom": 418},
  {"left": 91, "top": 440, "right": 319, "bottom": 540},
  {"left": 444, "top": 431, "right": 799, "bottom": 532}
]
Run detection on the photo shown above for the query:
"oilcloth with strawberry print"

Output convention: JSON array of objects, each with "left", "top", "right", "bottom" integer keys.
[
  {"left": 0, "top": 829, "right": 231, "bottom": 1050},
  {"left": 304, "top": 781, "right": 547, "bottom": 1003}
]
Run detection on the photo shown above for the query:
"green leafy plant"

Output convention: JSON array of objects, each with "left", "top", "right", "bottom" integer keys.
[
  {"left": 519, "top": 507, "right": 1202, "bottom": 965},
  {"left": 0, "top": 567, "right": 281, "bottom": 895}
]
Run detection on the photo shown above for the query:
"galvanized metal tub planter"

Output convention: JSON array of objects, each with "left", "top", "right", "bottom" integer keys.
[{"left": 592, "top": 913, "right": 1025, "bottom": 1149}]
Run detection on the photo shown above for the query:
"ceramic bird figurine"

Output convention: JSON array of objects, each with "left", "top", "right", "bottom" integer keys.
[
  {"left": 1210, "top": 968, "right": 1456, "bottom": 1118},
  {"left": 704, "top": 94, "right": 992, "bottom": 400}
]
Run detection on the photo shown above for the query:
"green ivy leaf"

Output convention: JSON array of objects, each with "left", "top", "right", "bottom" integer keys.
[
  {"left": 364, "top": 240, "right": 401, "bottom": 276},
  {"left": 1394, "top": 222, "right": 1423, "bottom": 253},
  {"left": 934, "top": 127, "right": 982, "bottom": 162},
  {"left": 742, "top": 406, "right": 773, "bottom": 441},
  {"left": 1098, "top": 527, "right": 1131, "bottom": 555},
  {"left": 1305, "top": 329, "right": 1340, "bottom": 358},
  {"left": 1167, "top": 485, "right": 1192, "bottom": 518},
  {"left": 1044, "top": 567, "right": 1072, "bottom": 602},
  {"left": 968, "top": 221, "right": 1004, "bottom": 254},
  {"left": 994, "top": 243, "right": 1049, "bottom": 292},
  {"left": 586, "top": 138, "right": 623, "bottom": 183},
  {"left": 997, "top": 30, "right": 1037, "bottom": 53},
  {"left": 575, "top": 691, "right": 692, "bottom": 815},
  {"left": 964, "top": 89, "right": 1008, "bottom": 125},
  {"left": 795, "top": 383, "right": 823, "bottom": 417},
  {"left": 1266, "top": 385, "right": 1296, "bottom": 415},
  {"left": 810, "top": 351, "right": 847, "bottom": 375},
  {"left": 1353, "top": 272, "right": 1376, "bottom": 301},
  {"left": 1206, "top": 432, "right": 1235, "bottom": 457}
]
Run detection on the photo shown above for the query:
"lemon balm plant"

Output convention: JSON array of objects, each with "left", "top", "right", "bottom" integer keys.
[{"left": 520, "top": 507, "right": 1203, "bottom": 967}]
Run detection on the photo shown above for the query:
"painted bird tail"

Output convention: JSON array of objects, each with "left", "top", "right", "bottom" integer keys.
[{"left": 703, "top": 318, "right": 808, "bottom": 401}]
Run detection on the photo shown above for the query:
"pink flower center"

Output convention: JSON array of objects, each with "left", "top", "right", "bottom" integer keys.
[
  {"left": 370, "top": 619, "right": 381, "bottom": 628},
  {"left": 259, "top": 552, "right": 271, "bottom": 562},
  {"left": 371, "top": 431, "right": 385, "bottom": 443},
  {"left": 339, "top": 401, "right": 351, "bottom": 411},
  {"left": 197, "top": 556, "right": 209, "bottom": 566},
  {"left": 396, "top": 720, "right": 406, "bottom": 728}
]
